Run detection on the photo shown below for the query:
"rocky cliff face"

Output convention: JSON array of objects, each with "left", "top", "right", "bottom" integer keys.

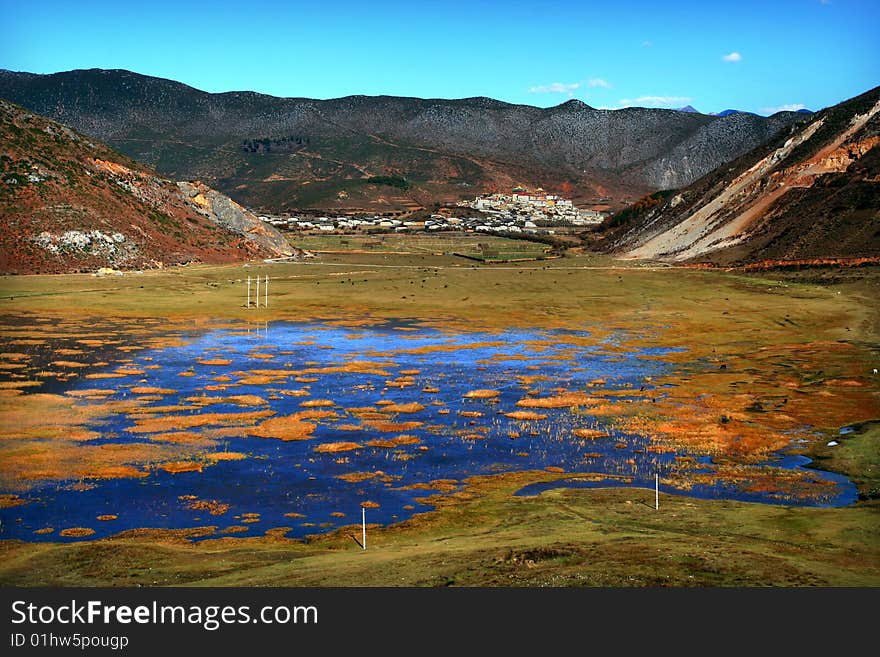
[
  {"left": 591, "top": 86, "right": 880, "bottom": 264},
  {"left": 0, "top": 99, "right": 292, "bottom": 274},
  {"left": 176, "top": 181, "right": 292, "bottom": 256},
  {"left": 0, "top": 69, "right": 806, "bottom": 212}
]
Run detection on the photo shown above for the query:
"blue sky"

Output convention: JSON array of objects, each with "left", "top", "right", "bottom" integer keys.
[{"left": 1, "top": 0, "right": 877, "bottom": 114}]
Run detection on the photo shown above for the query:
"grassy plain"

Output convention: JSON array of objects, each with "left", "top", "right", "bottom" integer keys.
[{"left": 0, "top": 240, "right": 878, "bottom": 586}]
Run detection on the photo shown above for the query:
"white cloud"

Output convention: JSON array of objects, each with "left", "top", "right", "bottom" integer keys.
[
  {"left": 722, "top": 51, "right": 742, "bottom": 63},
  {"left": 762, "top": 103, "right": 807, "bottom": 114},
  {"left": 618, "top": 95, "right": 692, "bottom": 108},
  {"left": 587, "top": 78, "right": 611, "bottom": 89},
  {"left": 528, "top": 82, "right": 581, "bottom": 95}
]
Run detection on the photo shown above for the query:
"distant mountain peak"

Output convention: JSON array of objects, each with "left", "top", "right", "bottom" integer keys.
[
  {"left": 555, "top": 98, "right": 593, "bottom": 110},
  {"left": 677, "top": 105, "right": 701, "bottom": 114}
]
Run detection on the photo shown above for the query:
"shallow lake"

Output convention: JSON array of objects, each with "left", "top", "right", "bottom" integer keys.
[{"left": 0, "top": 319, "right": 857, "bottom": 542}]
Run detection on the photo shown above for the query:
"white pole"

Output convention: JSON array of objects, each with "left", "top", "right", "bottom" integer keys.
[
  {"left": 655, "top": 473, "right": 659, "bottom": 511},
  {"left": 362, "top": 507, "right": 366, "bottom": 550},
  {"left": 265, "top": 275, "right": 269, "bottom": 307},
  {"left": 247, "top": 276, "right": 251, "bottom": 308},
  {"left": 255, "top": 275, "right": 260, "bottom": 308}
]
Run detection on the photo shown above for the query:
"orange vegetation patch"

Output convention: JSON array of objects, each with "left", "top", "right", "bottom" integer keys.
[
  {"left": 516, "top": 392, "right": 594, "bottom": 408},
  {"left": 50, "top": 360, "right": 88, "bottom": 368},
  {"left": 367, "top": 434, "right": 421, "bottom": 448},
  {"left": 59, "top": 527, "right": 95, "bottom": 537},
  {"left": 284, "top": 512, "right": 306, "bottom": 518},
  {"left": 128, "top": 409, "right": 275, "bottom": 433},
  {"left": 149, "top": 431, "right": 214, "bottom": 446},
  {"left": 330, "top": 512, "right": 346, "bottom": 518},
  {"left": 87, "top": 464, "right": 150, "bottom": 480},
  {"left": 464, "top": 389, "right": 500, "bottom": 399},
  {"left": 34, "top": 527, "right": 54, "bottom": 535},
  {"left": 300, "top": 361, "right": 395, "bottom": 377},
  {"left": 197, "top": 358, "right": 232, "bottom": 366},
  {"left": 573, "top": 428, "right": 608, "bottom": 439},
  {"left": 159, "top": 461, "right": 203, "bottom": 474},
  {"left": 248, "top": 414, "right": 316, "bottom": 441},
  {"left": 300, "top": 399, "right": 335, "bottom": 408},
  {"left": 314, "top": 442, "right": 362, "bottom": 453},
  {"left": 362, "top": 420, "right": 424, "bottom": 433},
  {"left": 545, "top": 466, "right": 565, "bottom": 473},
  {"left": 422, "top": 386, "right": 440, "bottom": 393},
  {"left": 279, "top": 389, "right": 310, "bottom": 397},
  {"left": 348, "top": 406, "right": 377, "bottom": 415},
  {"left": 0, "top": 352, "right": 30, "bottom": 360},
  {"left": 130, "top": 386, "right": 176, "bottom": 395},
  {"left": 336, "top": 470, "right": 400, "bottom": 483},
  {"left": 460, "top": 410, "right": 483, "bottom": 418},
  {"left": 361, "top": 501, "right": 380, "bottom": 508},
  {"left": 184, "top": 394, "right": 268, "bottom": 407},
  {"left": 294, "top": 410, "right": 337, "bottom": 421},
  {"left": 399, "top": 369, "right": 421, "bottom": 375},
  {"left": 385, "top": 376, "right": 415, "bottom": 388},
  {"left": 0, "top": 380, "right": 41, "bottom": 388},
  {"left": 114, "top": 367, "right": 145, "bottom": 376},
  {"left": 381, "top": 402, "right": 424, "bottom": 413},
  {"left": 0, "top": 493, "right": 27, "bottom": 508},
  {"left": 65, "top": 389, "right": 115, "bottom": 398},
  {"left": 180, "top": 496, "right": 230, "bottom": 515},
  {"left": 646, "top": 444, "right": 677, "bottom": 454},
  {"left": 335, "top": 423, "right": 363, "bottom": 431},
  {"left": 84, "top": 373, "right": 124, "bottom": 380},
  {"left": 97, "top": 514, "right": 118, "bottom": 521},
  {"left": 208, "top": 452, "right": 247, "bottom": 462},
  {"left": 505, "top": 411, "right": 548, "bottom": 421}
]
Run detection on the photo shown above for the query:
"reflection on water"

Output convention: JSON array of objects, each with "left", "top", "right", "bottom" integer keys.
[{"left": 0, "top": 319, "right": 857, "bottom": 542}]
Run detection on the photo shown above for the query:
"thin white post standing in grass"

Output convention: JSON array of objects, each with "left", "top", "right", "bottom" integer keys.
[
  {"left": 362, "top": 507, "right": 366, "bottom": 550},
  {"left": 247, "top": 276, "right": 251, "bottom": 308},
  {"left": 255, "top": 275, "right": 260, "bottom": 308},
  {"left": 265, "top": 275, "right": 269, "bottom": 307},
  {"left": 655, "top": 473, "right": 659, "bottom": 511}
]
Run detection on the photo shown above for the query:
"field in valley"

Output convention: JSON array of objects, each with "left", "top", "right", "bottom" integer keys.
[{"left": 0, "top": 240, "right": 877, "bottom": 586}]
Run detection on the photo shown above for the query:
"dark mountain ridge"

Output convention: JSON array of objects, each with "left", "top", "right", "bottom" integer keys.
[{"left": 0, "top": 68, "right": 806, "bottom": 213}]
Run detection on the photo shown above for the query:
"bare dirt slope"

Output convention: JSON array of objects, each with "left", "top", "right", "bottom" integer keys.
[
  {"left": 593, "top": 86, "right": 880, "bottom": 265},
  {"left": 0, "top": 100, "right": 293, "bottom": 274}
]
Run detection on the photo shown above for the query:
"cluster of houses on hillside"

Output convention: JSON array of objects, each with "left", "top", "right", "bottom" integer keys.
[
  {"left": 258, "top": 188, "right": 605, "bottom": 236},
  {"left": 459, "top": 187, "right": 604, "bottom": 226},
  {"left": 260, "top": 213, "right": 563, "bottom": 235}
]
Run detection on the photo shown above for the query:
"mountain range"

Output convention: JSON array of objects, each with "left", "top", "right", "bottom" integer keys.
[
  {"left": 0, "top": 69, "right": 808, "bottom": 213},
  {"left": 590, "top": 86, "right": 880, "bottom": 265},
  {"left": 0, "top": 99, "right": 292, "bottom": 274}
]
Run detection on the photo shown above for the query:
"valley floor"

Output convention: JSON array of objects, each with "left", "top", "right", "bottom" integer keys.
[{"left": 0, "top": 249, "right": 878, "bottom": 586}]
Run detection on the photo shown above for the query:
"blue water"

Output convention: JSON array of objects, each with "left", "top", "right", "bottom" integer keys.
[{"left": 0, "top": 319, "right": 857, "bottom": 542}]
